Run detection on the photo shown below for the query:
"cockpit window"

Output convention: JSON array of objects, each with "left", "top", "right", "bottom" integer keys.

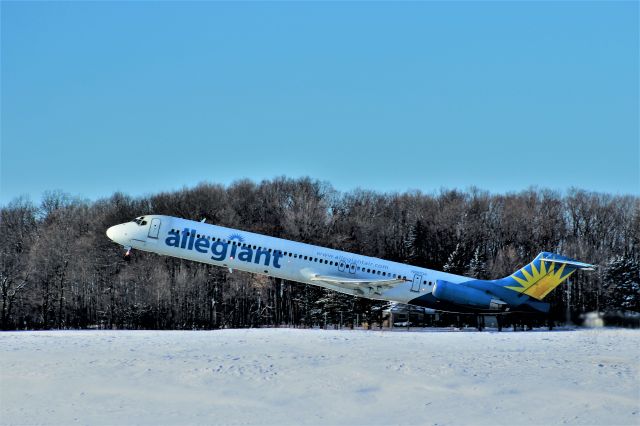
[{"left": 132, "top": 216, "right": 147, "bottom": 226}]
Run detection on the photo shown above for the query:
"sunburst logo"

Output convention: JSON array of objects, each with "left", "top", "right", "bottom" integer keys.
[
  {"left": 505, "top": 259, "right": 575, "bottom": 300},
  {"left": 228, "top": 233, "right": 245, "bottom": 243}
]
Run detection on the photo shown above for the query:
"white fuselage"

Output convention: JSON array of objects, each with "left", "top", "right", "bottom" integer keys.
[{"left": 107, "top": 215, "right": 468, "bottom": 307}]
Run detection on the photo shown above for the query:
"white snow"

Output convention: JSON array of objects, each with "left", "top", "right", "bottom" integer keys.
[{"left": 1, "top": 328, "right": 638, "bottom": 425}]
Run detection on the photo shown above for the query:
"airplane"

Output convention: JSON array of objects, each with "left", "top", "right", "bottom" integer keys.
[{"left": 106, "top": 215, "right": 595, "bottom": 330}]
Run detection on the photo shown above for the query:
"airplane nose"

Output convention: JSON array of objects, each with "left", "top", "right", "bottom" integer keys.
[{"left": 106, "top": 225, "right": 119, "bottom": 241}]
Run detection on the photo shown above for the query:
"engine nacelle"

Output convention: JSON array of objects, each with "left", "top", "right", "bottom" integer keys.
[{"left": 433, "top": 280, "right": 506, "bottom": 310}]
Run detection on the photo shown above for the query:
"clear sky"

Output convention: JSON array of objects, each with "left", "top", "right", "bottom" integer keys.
[{"left": 1, "top": 1, "right": 638, "bottom": 205}]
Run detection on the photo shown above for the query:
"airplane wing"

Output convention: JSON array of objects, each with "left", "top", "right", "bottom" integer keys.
[{"left": 310, "top": 274, "right": 408, "bottom": 295}]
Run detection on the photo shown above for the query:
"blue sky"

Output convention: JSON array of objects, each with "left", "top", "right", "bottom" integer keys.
[{"left": 1, "top": 1, "right": 638, "bottom": 205}]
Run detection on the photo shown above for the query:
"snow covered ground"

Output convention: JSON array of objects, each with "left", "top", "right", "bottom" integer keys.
[{"left": 1, "top": 328, "right": 638, "bottom": 426}]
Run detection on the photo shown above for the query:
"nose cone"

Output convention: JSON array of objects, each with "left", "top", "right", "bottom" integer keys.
[{"left": 106, "top": 225, "right": 120, "bottom": 242}]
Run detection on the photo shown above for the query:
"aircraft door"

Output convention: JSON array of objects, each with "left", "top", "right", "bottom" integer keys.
[
  {"left": 411, "top": 274, "right": 422, "bottom": 292},
  {"left": 338, "top": 261, "right": 345, "bottom": 272},
  {"left": 349, "top": 263, "right": 356, "bottom": 274},
  {"left": 148, "top": 218, "right": 161, "bottom": 239}
]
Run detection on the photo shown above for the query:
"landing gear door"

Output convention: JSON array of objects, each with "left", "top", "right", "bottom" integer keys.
[
  {"left": 411, "top": 274, "right": 422, "bottom": 292},
  {"left": 148, "top": 218, "right": 161, "bottom": 239}
]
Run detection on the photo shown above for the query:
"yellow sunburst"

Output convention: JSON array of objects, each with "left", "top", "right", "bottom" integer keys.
[{"left": 506, "top": 260, "right": 575, "bottom": 300}]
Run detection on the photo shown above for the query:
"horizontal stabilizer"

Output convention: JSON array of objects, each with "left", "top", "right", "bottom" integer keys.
[{"left": 539, "top": 256, "right": 595, "bottom": 270}]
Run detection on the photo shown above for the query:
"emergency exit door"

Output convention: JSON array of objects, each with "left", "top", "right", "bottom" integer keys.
[
  {"left": 411, "top": 274, "right": 422, "bottom": 292},
  {"left": 148, "top": 218, "right": 161, "bottom": 239}
]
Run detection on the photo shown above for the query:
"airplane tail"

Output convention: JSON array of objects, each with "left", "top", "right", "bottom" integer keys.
[{"left": 495, "top": 252, "right": 595, "bottom": 300}]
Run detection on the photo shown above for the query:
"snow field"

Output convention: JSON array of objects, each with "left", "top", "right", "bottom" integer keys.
[{"left": 1, "top": 328, "right": 638, "bottom": 425}]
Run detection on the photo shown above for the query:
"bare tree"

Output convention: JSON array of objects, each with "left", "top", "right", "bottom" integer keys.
[
  {"left": 0, "top": 198, "right": 37, "bottom": 329},
  {"left": 0, "top": 179, "right": 637, "bottom": 329}
]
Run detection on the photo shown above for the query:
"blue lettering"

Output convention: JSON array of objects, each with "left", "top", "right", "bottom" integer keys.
[
  {"left": 254, "top": 248, "right": 271, "bottom": 266},
  {"left": 165, "top": 230, "right": 180, "bottom": 247},
  {"left": 273, "top": 251, "right": 283, "bottom": 269},
  {"left": 165, "top": 228, "right": 283, "bottom": 270},
  {"left": 238, "top": 246, "right": 253, "bottom": 262},
  {"left": 187, "top": 229, "right": 196, "bottom": 250},
  {"left": 180, "top": 228, "right": 189, "bottom": 249},
  {"left": 194, "top": 237, "right": 210, "bottom": 253},
  {"left": 210, "top": 240, "right": 228, "bottom": 261}
]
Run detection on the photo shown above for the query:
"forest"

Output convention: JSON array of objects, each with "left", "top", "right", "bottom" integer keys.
[{"left": 1, "top": 177, "right": 638, "bottom": 330}]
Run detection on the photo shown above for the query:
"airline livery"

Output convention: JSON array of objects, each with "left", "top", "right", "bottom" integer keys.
[{"left": 107, "top": 215, "right": 594, "bottom": 320}]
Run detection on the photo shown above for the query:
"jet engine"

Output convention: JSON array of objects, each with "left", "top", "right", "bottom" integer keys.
[{"left": 433, "top": 280, "right": 506, "bottom": 310}]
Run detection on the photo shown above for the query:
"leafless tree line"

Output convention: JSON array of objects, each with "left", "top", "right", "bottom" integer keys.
[{"left": 1, "top": 177, "right": 638, "bottom": 330}]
